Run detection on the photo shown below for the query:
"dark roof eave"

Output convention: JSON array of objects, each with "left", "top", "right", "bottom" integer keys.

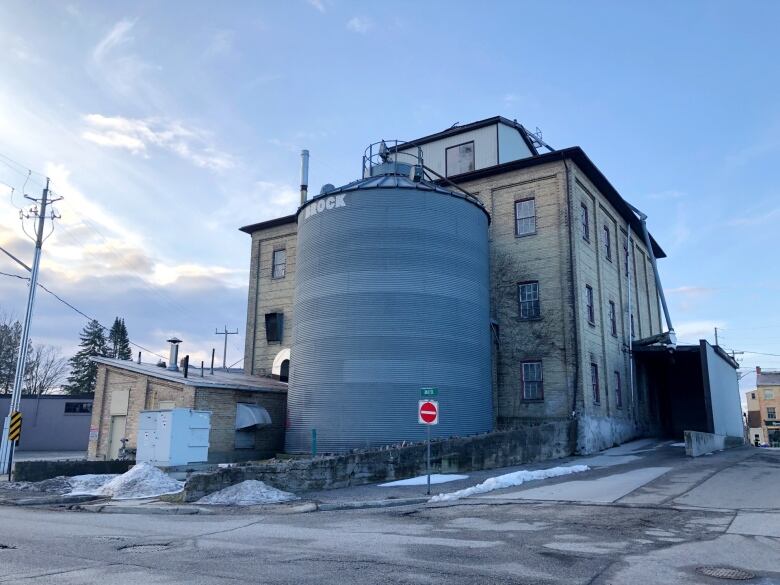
[
  {"left": 448, "top": 147, "right": 667, "bottom": 258},
  {"left": 239, "top": 214, "right": 297, "bottom": 235}
]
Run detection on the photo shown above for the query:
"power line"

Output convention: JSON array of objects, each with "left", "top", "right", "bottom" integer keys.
[{"left": 0, "top": 269, "right": 166, "bottom": 360}]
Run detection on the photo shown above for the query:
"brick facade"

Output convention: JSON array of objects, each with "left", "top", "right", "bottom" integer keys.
[
  {"left": 241, "top": 148, "right": 668, "bottom": 453},
  {"left": 88, "top": 362, "right": 286, "bottom": 462}
]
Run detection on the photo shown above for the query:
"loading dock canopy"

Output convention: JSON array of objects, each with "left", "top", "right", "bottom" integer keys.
[
  {"left": 632, "top": 339, "right": 742, "bottom": 439},
  {"left": 235, "top": 404, "right": 272, "bottom": 429}
]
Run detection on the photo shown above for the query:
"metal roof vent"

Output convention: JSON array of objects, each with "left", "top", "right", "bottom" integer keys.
[{"left": 166, "top": 337, "right": 182, "bottom": 372}]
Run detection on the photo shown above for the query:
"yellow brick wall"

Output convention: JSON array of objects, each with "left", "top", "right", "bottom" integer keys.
[{"left": 244, "top": 221, "right": 297, "bottom": 376}]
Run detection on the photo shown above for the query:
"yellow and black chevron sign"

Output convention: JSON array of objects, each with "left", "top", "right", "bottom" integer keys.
[{"left": 8, "top": 411, "right": 22, "bottom": 443}]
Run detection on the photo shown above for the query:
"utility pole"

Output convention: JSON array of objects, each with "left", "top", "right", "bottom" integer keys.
[
  {"left": 1, "top": 178, "right": 61, "bottom": 475},
  {"left": 214, "top": 326, "right": 238, "bottom": 371}
]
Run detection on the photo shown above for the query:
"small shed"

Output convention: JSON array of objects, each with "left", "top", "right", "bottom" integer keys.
[{"left": 87, "top": 357, "right": 287, "bottom": 463}]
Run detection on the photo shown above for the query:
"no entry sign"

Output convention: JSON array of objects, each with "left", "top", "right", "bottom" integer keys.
[{"left": 418, "top": 400, "right": 439, "bottom": 425}]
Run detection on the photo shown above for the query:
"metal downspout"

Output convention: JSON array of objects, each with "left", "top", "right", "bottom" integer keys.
[
  {"left": 626, "top": 203, "right": 674, "bottom": 334},
  {"left": 564, "top": 161, "right": 581, "bottom": 420},
  {"left": 626, "top": 226, "right": 636, "bottom": 422}
]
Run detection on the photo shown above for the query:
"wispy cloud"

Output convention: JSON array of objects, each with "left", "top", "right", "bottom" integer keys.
[
  {"left": 675, "top": 320, "right": 724, "bottom": 344},
  {"left": 667, "top": 285, "right": 716, "bottom": 312},
  {"left": 92, "top": 18, "right": 136, "bottom": 64},
  {"left": 727, "top": 206, "right": 780, "bottom": 227},
  {"left": 346, "top": 16, "right": 373, "bottom": 34},
  {"left": 81, "top": 114, "right": 235, "bottom": 171},
  {"left": 308, "top": 0, "right": 326, "bottom": 13}
]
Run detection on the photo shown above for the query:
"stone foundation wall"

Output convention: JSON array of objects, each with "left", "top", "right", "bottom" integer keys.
[{"left": 171, "top": 420, "right": 576, "bottom": 502}]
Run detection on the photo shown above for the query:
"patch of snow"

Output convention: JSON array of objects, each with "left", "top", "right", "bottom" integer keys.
[
  {"left": 379, "top": 474, "right": 469, "bottom": 487},
  {"left": 90, "top": 463, "right": 184, "bottom": 500},
  {"left": 429, "top": 465, "right": 589, "bottom": 503},
  {"left": 68, "top": 474, "right": 118, "bottom": 495},
  {"left": 670, "top": 442, "right": 686, "bottom": 447},
  {"left": 196, "top": 480, "right": 298, "bottom": 506}
]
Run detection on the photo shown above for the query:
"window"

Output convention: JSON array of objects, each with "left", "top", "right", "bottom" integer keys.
[
  {"left": 585, "top": 285, "right": 595, "bottom": 325},
  {"left": 515, "top": 198, "right": 536, "bottom": 236},
  {"left": 765, "top": 390, "right": 775, "bottom": 400},
  {"left": 64, "top": 402, "right": 92, "bottom": 414},
  {"left": 768, "top": 407, "right": 777, "bottom": 420},
  {"left": 608, "top": 301, "right": 617, "bottom": 336},
  {"left": 591, "top": 363, "right": 600, "bottom": 404},
  {"left": 272, "top": 249, "right": 286, "bottom": 279},
  {"left": 615, "top": 371, "right": 622, "bottom": 408},
  {"left": 518, "top": 281, "right": 540, "bottom": 320},
  {"left": 445, "top": 141, "right": 475, "bottom": 176},
  {"left": 751, "top": 393, "right": 756, "bottom": 400},
  {"left": 603, "top": 225, "right": 612, "bottom": 261},
  {"left": 265, "top": 312, "right": 284, "bottom": 342},
  {"left": 581, "top": 203, "right": 590, "bottom": 242},
  {"left": 521, "top": 361, "right": 543, "bottom": 401},
  {"left": 631, "top": 313, "right": 636, "bottom": 338}
]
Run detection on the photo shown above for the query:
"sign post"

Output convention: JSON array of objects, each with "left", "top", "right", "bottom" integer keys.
[
  {"left": 7, "top": 411, "right": 21, "bottom": 481},
  {"left": 418, "top": 395, "right": 439, "bottom": 495}
]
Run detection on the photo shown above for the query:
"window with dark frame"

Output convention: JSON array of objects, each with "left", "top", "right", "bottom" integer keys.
[
  {"left": 521, "top": 361, "right": 543, "bottom": 401},
  {"left": 585, "top": 285, "right": 595, "bottom": 325},
  {"left": 768, "top": 407, "right": 777, "bottom": 420},
  {"left": 631, "top": 313, "right": 636, "bottom": 338},
  {"left": 515, "top": 198, "right": 536, "bottom": 236},
  {"left": 272, "top": 249, "right": 286, "bottom": 279},
  {"left": 581, "top": 203, "right": 590, "bottom": 242},
  {"left": 591, "top": 363, "right": 600, "bottom": 404},
  {"left": 608, "top": 301, "right": 617, "bottom": 336},
  {"left": 445, "top": 141, "right": 475, "bottom": 177},
  {"left": 64, "top": 402, "right": 92, "bottom": 414},
  {"left": 265, "top": 312, "right": 284, "bottom": 342},
  {"left": 518, "top": 281, "right": 540, "bottom": 320},
  {"left": 615, "top": 371, "right": 622, "bottom": 408},
  {"left": 603, "top": 225, "right": 612, "bottom": 261}
]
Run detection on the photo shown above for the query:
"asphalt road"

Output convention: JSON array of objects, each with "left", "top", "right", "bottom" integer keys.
[{"left": 1, "top": 443, "right": 779, "bottom": 584}]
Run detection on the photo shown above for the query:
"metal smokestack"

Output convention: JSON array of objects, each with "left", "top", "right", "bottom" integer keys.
[
  {"left": 166, "top": 337, "right": 182, "bottom": 372},
  {"left": 300, "top": 149, "right": 309, "bottom": 205}
]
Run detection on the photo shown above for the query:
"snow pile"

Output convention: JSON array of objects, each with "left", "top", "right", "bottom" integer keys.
[
  {"left": 379, "top": 474, "right": 469, "bottom": 487},
  {"left": 670, "top": 442, "right": 686, "bottom": 447},
  {"left": 68, "top": 474, "right": 118, "bottom": 495},
  {"left": 196, "top": 480, "right": 298, "bottom": 506},
  {"left": 91, "top": 463, "right": 184, "bottom": 500},
  {"left": 429, "top": 464, "right": 590, "bottom": 503}
]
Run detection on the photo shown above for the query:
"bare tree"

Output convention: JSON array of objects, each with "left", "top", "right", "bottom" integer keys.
[{"left": 25, "top": 344, "right": 68, "bottom": 396}]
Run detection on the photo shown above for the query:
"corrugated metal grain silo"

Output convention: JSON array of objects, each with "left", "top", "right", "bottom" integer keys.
[{"left": 286, "top": 142, "right": 492, "bottom": 453}]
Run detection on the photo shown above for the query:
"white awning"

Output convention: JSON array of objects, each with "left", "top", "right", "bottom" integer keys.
[{"left": 235, "top": 403, "right": 272, "bottom": 430}]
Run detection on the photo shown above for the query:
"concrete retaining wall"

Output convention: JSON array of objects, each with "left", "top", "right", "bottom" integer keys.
[
  {"left": 170, "top": 420, "right": 575, "bottom": 502},
  {"left": 13, "top": 459, "right": 133, "bottom": 482},
  {"left": 684, "top": 430, "right": 744, "bottom": 457}
]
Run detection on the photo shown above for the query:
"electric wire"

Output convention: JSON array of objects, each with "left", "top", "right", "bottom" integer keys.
[{"left": 0, "top": 269, "right": 167, "bottom": 360}]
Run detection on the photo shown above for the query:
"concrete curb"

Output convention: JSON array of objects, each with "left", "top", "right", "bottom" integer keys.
[
  {"left": 77, "top": 503, "right": 213, "bottom": 515},
  {"left": 0, "top": 494, "right": 105, "bottom": 507},
  {"left": 316, "top": 497, "right": 429, "bottom": 511}
]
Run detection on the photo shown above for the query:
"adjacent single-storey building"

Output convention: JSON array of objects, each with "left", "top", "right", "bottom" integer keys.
[
  {"left": 87, "top": 357, "right": 287, "bottom": 463},
  {"left": 0, "top": 394, "right": 93, "bottom": 452}
]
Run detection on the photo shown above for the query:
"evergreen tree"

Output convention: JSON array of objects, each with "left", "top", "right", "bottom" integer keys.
[
  {"left": 108, "top": 317, "right": 132, "bottom": 360},
  {"left": 0, "top": 316, "right": 33, "bottom": 394},
  {"left": 64, "top": 320, "right": 109, "bottom": 394}
]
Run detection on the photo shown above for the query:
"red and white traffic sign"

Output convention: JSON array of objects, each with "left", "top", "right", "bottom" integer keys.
[{"left": 418, "top": 400, "right": 438, "bottom": 425}]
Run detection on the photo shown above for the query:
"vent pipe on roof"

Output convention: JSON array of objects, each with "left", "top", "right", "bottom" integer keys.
[
  {"left": 166, "top": 337, "right": 182, "bottom": 372},
  {"left": 300, "top": 149, "right": 309, "bottom": 205}
]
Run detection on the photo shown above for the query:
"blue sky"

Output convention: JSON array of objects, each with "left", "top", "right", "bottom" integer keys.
[{"left": 0, "top": 1, "right": 778, "bottom": 389}]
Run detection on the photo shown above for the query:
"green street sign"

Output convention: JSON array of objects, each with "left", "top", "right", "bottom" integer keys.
[{"left": 420, "top": 387, "right": 438, "bottom": 398}]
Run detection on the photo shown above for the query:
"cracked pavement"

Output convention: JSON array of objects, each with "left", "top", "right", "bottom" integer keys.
[{"left": 1, "top": 442, "right": 779, "bottom": 584}]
